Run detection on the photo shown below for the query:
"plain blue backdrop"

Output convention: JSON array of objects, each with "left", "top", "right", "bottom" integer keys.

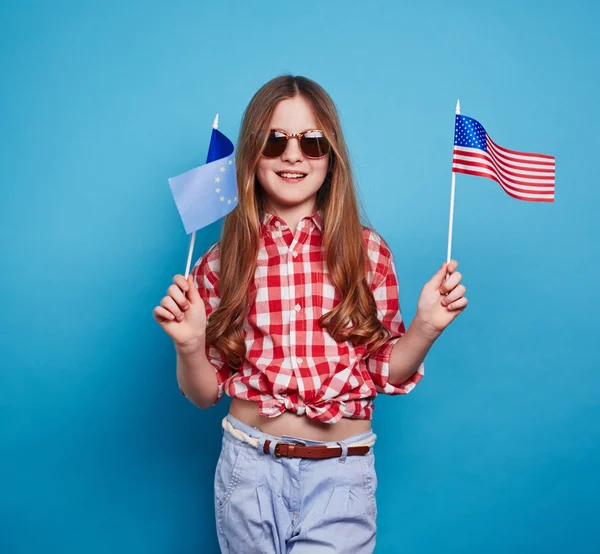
[{"left": 1, "top": 1, "right": 598, "bottom": 552}]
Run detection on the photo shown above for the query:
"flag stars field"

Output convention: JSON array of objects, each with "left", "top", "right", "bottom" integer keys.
[{"left": 168, "top": 122, "right": 238, "bottom": 236}]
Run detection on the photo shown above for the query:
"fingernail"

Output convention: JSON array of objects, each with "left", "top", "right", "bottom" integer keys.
[{"left": 177, "top": 314, "right": 184, "bottom": 321}]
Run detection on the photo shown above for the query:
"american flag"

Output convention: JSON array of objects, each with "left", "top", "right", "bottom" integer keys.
[{"left": 452, "top": 114, "right": 555, "bottom": 202}]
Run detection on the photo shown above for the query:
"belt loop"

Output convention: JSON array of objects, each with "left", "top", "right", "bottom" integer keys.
[
  {"left": 337, "top": 441, "right": 348, "bottom": 463},
  {"left": 268, "top": 439, "right": 279, "bottom": 457},
  {"left": 258, "top": 436, "right": 268, "bottom": 456}
]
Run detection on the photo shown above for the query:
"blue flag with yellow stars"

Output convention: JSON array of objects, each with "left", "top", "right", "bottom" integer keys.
[{"left": 168, "top": 126, "right": 238, "bottom": 234}]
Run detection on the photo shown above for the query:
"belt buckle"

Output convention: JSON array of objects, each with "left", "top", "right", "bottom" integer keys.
[
  {"left": 275, "top": 443, "right": 295, "bottom": 458},
  {"left": 274, "top": 442, "right": 283, "bottom": 457}
]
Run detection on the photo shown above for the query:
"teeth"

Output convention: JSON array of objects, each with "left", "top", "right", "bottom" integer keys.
[{"left": 280, "top": 173, "right": 305, "bottom": 178}]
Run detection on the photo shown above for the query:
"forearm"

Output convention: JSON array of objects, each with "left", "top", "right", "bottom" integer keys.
[
  {"left": 176, "top": 337, "right": 219, "bottom": 409},
  {"left": 388, "top": 315, "right": 440, "bottom": 386}
]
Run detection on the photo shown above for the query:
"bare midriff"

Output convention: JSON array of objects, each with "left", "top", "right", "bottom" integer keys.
[{"left": 229, "top": 397, "right": 372, "bottom": 442}]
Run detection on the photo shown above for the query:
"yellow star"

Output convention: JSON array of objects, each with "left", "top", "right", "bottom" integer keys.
[
  {"left": 234, "top": 197, "right": 237, "bottom": 201},
  {"left": 215, "top": 176, "right": 221, "bottom": 183},
  {"left": 228, "top": 160, "right": 233, "bottom": 165},
  {"left": 215, "top": 187, "right": 221, "bottom": 193},
  {"left": 220, "top": 166, "right": 226, "bottom": 173},
  {"left": 220, "top": 196, "right": 225, "bottom": 201},
  {"left": 227, "top": 199, "right": 232, "bottom": 204}
]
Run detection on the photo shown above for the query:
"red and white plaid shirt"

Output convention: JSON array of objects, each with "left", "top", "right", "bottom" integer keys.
[{"left": 190, "top": 210, "right": 424, "bottom": 424}]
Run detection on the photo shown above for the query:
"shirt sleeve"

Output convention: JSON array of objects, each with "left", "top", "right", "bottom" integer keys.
[
  {"left": 179, "top": 246, "right": 233, "bottom": 402},
  {"left": 364, "top": 246, "right": 424, "bottom": 395}
]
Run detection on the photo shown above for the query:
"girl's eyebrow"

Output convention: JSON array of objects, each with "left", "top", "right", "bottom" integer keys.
[{"left": 272, "top": 127, "right": 321, "bottom": 133}]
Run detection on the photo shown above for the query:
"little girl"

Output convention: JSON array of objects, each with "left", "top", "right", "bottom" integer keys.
[{"left": 154, "top": 75, "right": 467, "bottom": 553}]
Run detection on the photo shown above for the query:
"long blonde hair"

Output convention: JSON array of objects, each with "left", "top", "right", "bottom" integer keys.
[{"left": 206, "top": 75, "right": 391, "bottom": 369}]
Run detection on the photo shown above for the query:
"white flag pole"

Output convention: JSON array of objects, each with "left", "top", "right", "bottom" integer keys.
[
  {"left": 446, "top": 100, "right": 461, "bottom": 269},
  {"left": 183, "top": 232, "right": 196, "bottom": 280},
  {"left": 184, "top": 113, "right": 219, "bottom": 279}
]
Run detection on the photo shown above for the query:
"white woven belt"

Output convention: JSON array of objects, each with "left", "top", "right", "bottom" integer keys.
[{"left": 222, "top": 417, "right": 376, "bottom": 449}]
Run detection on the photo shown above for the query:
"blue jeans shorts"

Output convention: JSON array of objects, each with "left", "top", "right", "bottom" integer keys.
[{"left": 214, "top": 414, "right": 378, "bottom": 554}]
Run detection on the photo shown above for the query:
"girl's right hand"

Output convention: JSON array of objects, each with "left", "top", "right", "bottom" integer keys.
[{"left": 153, "top": 274, "right": 207, "bottom": 348}]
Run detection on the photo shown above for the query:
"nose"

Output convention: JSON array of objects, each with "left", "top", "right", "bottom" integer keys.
[{"left": 281, "top": 137, "right": 303, "bottom": 163}]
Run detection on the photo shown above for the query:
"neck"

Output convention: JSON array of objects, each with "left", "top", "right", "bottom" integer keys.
[{"left": 265, "top": 197, "right": 318, "bottom": 234}]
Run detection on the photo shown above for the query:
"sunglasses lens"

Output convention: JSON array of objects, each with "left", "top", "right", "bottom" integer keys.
[
  {"left": 262, "top": 131, "right": 287, "bottom": 158},
  {"left": 301, "top": 131, "right": 330, "bottom": 158}
]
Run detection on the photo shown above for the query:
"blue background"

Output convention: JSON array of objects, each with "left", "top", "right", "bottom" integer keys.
[{"left": 1, "top": 1, "right": 598, "bottom": 552}]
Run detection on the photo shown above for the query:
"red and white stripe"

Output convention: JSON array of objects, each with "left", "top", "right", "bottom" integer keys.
[{"left": 453, "top": 135, "right": 555, "bottom": 202}]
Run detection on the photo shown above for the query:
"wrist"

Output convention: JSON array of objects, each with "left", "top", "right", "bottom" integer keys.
[
  {"left": 412, "top": 313, "right": 442, "bottom": 342},
  {"left": 175, "top": 334, "right": 206, "bottom": 356}
]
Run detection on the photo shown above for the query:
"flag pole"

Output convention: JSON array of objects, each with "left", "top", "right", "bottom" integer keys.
[
  {"left": 184, "top": 113, "right": 219, "bottom": 279},
  {"left": 446, "top": 100, "right": 461, "bottom": 269}
]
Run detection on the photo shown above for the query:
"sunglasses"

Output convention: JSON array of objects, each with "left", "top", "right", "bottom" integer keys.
[{"left": 262, "top": 129, "right": 331, "bottom": 159}]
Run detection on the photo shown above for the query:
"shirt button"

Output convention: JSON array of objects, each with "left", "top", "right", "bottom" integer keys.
[
  {"left": 297, "top": 358, "right": 303, "bottom": 365},
  {"left": 294, "top": 304, "right": 301, "bottom": 312},
  {"left": 292, "top": 251, "right": 298, "bottom": 258},
  {"left": 274, "top": 220, "right": 280, "bottom": 228}
]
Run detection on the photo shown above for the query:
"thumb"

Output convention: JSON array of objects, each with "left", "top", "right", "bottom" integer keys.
[{"left": 186, "top": 273, "right": 201, "bottom": 303}]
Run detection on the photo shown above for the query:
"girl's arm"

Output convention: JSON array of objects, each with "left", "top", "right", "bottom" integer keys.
[
  {"left": 176, "top": 338, "right": 220, "bottom": 409},
  {"left": 364, "top": 233, "right": 466, "bottom": 393},
  {"left": 388, "top": 260, "right": 467, "bottom": 386},
  {"left": 154, "top": 248, "right": 232, "bottom": 409},
  {"left": 178, "top": 247, "right": 233, "bottom": 408},
  {"left": 387, "top": 315, "right": 438, "bottom": 386}
]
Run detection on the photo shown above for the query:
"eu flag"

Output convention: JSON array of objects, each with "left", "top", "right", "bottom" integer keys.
[{"left": 168, "top": 126, "right": 238, "bottom": 233}]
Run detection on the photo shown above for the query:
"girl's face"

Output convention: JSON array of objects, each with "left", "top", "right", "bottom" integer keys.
[{"left": 256, "top": 95, "right": 329, "bottom": 214}]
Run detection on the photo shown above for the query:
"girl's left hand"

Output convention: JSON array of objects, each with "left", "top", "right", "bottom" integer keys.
[{"left": 415, "top": 260, "right": 468, "bottom": 338}]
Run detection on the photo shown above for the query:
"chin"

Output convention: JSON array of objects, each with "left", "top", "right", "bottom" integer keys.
[
  {"left": 270, "top": 195, "right": 315, "bottom": 208},
  {"left": 262, "top": 185, "right": 321, "bottom": 206}
]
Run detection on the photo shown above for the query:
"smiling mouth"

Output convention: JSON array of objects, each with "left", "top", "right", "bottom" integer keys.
[{"left": 277, "top": 172, "right": 307, "bottom": 181}]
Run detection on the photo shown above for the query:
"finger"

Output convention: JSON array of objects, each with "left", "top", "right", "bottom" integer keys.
[
  {"left": 447, "top": 297, "right": 468, "bottom": 311},
  {"left": 168, "top": 284, "right": 190, "bottom": 311},
  {"left": 186, "top": 273, "right": 201, "bottom": 302},
  {"left": 441, "top": 285, "right": 466, "bottom": 307},
  {"left": 439, "top": 271, "right": 462, "bottom": 295},
  {"left": 446, "top": 259, "right": 458, "bottom": 273},
  {"left": 154, "top": 306, "right": 175, "bottom": 322},
  {"left": 173, "top": 275, "right": 192, "bottom": 310},
  {"left": 429, "top": 262, "right": 448, "bottom": 288},
  {"left": 161, "top": 295, "right": 184, "bottom": 320},
  {"left": 173, "top": 274, "right": 189, "bottom": 293}
]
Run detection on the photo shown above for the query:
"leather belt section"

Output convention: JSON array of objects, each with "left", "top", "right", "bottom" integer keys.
[{"left": 263, "top": 440, "right": 370, "bottom": 459}]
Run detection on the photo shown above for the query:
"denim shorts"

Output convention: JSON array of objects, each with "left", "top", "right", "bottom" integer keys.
[{"left": 214, "top": 414, "right": 378, "bottom": 554}]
